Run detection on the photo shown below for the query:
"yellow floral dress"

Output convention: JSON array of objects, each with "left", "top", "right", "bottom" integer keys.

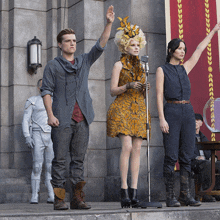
[{"left": 107, "top": 54, "right": 151, "bottom": 139}]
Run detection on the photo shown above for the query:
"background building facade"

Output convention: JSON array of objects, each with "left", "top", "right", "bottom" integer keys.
[{"left": 0, "top": 0, "right": 166, "bottom": 203}]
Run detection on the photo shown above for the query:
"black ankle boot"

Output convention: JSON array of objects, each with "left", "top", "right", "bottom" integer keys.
[
  {"left": 129, "top": 188, "right": 140, "bottom": 208},
  {"left": 179, "top": 170, "right": 201, "bottom": 206},
  {"left": 164, "top": 171, "right": 181, "bottom": 207},
  {"left": 121, "top": 188, "right": 131, "bottom": 208}
]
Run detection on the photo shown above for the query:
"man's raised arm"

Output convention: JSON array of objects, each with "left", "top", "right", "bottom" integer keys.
[{"left": 99, "top": 5, "right": 115, "bottom": 48}]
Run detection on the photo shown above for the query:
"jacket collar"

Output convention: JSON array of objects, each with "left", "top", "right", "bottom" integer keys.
[{"left": 55, "top": 55, "right": 83, "bottom": 74}]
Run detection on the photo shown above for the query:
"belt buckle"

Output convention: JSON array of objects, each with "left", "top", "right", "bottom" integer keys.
[{"left": 182, "top": 100, "right": 186, "bottom": 104}]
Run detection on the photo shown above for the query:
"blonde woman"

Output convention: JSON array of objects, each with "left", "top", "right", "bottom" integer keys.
[{"left": 107, "top": 16, "right": 150, "bottom": 208}]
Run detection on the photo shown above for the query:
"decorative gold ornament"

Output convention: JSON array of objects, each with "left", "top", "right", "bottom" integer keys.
[
  {"left": 114, "top": 16, "right": 146, "bottom": 54},
  {"left": 117, "top": 16, "right": 140, "bottom": 39},
  {"left": 120, "top": 54, "right": 144, "bottom": 82}
]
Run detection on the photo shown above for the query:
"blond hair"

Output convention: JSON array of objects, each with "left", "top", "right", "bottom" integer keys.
[{"left": 114, "top": 25, "right": 146, "bottom": 53}]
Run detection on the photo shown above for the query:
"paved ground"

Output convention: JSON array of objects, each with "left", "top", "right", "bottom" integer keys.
[{"left": 0, "top": 202, "right": 220, "bottom": 219}]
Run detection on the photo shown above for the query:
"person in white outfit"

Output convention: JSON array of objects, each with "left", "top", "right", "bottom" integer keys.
[{"left": 22, "top": 79, "right": 54, "bottom": 204}]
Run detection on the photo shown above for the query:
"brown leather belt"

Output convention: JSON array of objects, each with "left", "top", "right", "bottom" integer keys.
[{"left": 167, "top": 100, "right": 190, "bottom": 104}]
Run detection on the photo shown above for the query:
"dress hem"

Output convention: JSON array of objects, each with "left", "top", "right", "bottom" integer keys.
[{"left": 107, "top": 132, "right": 147, "bottom": 140}]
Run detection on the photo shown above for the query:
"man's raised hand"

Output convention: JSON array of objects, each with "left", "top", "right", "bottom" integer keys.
[{"left": 106, "top": 5, "right": 115, "bottom": 23}]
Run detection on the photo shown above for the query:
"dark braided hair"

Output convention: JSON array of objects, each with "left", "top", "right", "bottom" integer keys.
[{"left": 166, "top": 38, "right": 187, "bottom": 63}]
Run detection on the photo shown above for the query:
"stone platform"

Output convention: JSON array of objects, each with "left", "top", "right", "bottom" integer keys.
[{"left": 0, "top": 202, "right": 220, "bottom": 220}]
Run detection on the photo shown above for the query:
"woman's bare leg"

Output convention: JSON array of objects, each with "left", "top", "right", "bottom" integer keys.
[
  {"left": 119, "top": 135, "right": 132, "bottom": 189},
  {"left": 130, "top": 137, "right": 142, "bottom": 189}
]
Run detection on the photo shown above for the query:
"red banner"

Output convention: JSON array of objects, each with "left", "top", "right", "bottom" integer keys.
[{"left": 165, "top": 0, "right": 220, "bottom": 141}]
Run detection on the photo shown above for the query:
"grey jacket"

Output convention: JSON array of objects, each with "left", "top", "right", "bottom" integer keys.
[{"left": 41, "top": 40, "right": 106, "bottom": 127}]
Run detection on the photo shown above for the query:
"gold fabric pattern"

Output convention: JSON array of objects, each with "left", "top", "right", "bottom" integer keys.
[{"left": 107, "top": 54, "right": 151, "bottom": 139}]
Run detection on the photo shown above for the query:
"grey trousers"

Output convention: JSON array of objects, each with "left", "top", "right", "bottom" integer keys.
[{"left": 51, "top": 119, "right": 89, "bottom": 188}]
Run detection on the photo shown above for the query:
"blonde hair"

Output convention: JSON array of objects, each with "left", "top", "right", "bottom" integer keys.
[{"left": 114, "top": 25, "right": 146, "bottom": 53}]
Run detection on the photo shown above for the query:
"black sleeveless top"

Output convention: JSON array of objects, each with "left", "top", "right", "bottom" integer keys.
[{"left": 161, "top": 63, "right": 191, "bottom": 101}]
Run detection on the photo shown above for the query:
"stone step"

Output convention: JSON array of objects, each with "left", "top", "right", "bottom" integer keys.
[
  {"left": 0, "top": 193, "right": 30, "bottom": 203},
  {"left": 0, "top": 202, "right": 220, "bottom": 220},
  {"left": 0, "top": 177, "right": 28, "bottom": 185},
  {"left": 0, "top": 183, "right": 49, "bottom": 193},
  {"left": 0, "top": 184, "right": 70, "bottom": 204},
  {"left": 0, "top": 169, "right": 30, "bottom": 178},
  {"left": 0, "top": 184, "right": 31, "bottom": 193},
  {"left": 0, "top": 191, "right": 70, "bottom": 204},
  {"left": 0, "top": 192, "right": 50, "bottom": 204},
  {"left": 0, "top": 169, "right": 71, "bottom": 204}
]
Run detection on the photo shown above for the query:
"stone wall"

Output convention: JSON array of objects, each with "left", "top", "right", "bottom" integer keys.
[{"left": 0, "top": 0, "right": 166, "bottom": 203}]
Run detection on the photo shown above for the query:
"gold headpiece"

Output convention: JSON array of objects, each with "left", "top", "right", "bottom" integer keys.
[
  {"left": 117, "top": 16, "right": 140, "bottom": 39},
  {"left": 114, "top": 16, "right": 146, "bottom": 54}
]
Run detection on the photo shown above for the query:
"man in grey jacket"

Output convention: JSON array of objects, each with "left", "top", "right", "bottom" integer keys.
[{"left": 41, "top": 5, "right": 115, "bottom": 210}]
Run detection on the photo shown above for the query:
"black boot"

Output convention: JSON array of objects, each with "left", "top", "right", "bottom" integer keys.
[
  {"left": 179, "top": 170, "right": 201, "bottom": 206},
  {"left": 121, "top": 188, "right": 131, "bottom": 208},
  {"left": 164, "top": 171, "right": 181, "bottom": 207},
  {"left": 194, "top": 173, "right": 202, "bottom": 201},
  {"left": 129, "top": 188, "right": 140, "bottom": 208}
]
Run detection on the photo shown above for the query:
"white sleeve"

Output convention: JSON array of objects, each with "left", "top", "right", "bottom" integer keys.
[{"left": 22, "top": 100, "right": 33, "bottom": 138}]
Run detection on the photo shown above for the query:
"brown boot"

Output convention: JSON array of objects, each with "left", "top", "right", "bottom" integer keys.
[
  {"left": 53, "top": 188, "right": 69, "bottom": 210},
  {"left": 70, "top": 181, "right": 91, "bottom": 209}
]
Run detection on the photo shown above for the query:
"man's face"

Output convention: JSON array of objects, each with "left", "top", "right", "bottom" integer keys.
[
  {"left": 196, "top": 119, "right": 203, "bottom": 130},
  {"left": 58, "top": 34, "right": 76, "bottom": 56}
]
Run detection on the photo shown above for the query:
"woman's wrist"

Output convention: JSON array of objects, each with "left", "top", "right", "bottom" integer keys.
[
  {"left": 159, "top": 117, "right": 165, "bottom": 121},
  {"left": 126, "top": 82, "right": 130, "bottom": 89}
]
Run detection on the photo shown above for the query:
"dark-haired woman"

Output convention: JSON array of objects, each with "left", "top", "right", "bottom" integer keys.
[{"left": 156, "top": 22, "right": 220, "bottom": 207}]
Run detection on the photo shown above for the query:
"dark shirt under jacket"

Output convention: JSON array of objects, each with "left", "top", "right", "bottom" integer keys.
[
  {"left": 162, "top": 63, "right": 191, "bottom": 101},
  {"left": 192, "top": 131, "right": 211, "bottom": 160}
]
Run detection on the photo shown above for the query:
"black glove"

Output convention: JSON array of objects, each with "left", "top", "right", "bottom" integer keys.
[
  {"left": 142, "top": 82, "right": 150, "bottom": 90},
  {"left": 126, "top": 82, "right": 143, "bottom": 90}
]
